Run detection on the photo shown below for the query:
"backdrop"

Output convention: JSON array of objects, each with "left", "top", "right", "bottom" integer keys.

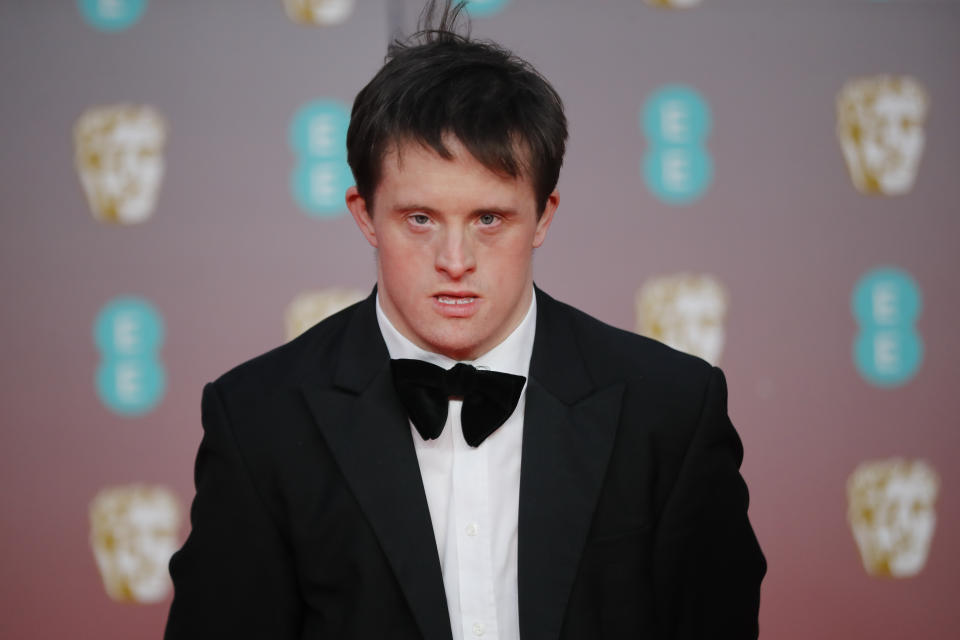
[{"left": 1, "top": 0, "right": 958, "bottom": 638}]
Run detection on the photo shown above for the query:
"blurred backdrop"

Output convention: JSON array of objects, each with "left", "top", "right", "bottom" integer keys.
[{"left": 1, "top": 0, "right": 958, "bottom": 637}]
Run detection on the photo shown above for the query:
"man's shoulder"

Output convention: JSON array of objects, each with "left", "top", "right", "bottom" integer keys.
[
  {"left": 539, "top": 289, "right": 714, "bottom": 388},
  {"left": 539, "top": 291, "right": 721, "bottom": 445},
  {"left": 212, "top": 296, "right": 366, "bottom": 395}
]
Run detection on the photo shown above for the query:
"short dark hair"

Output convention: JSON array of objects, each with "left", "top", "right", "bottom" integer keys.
[{"left": 346, "top": 0, "right": 567, "bottom": 215}]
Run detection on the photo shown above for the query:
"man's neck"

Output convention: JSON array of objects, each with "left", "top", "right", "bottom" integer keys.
[{"left": 375, "top": 288, "right": 537, "bottom": 377}]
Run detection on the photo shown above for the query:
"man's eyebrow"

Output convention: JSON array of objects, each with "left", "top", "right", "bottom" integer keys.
[
  {"left": 472, "top": 206, "right": 518, "bottom": 217},
  {"left": 392, "top": 204, "right": 519, "bottom": 216},
  {"left": 393, "top": 203, "right": 438, "bottom": 214}
]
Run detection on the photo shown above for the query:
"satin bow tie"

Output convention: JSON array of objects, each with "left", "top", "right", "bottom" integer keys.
[{"left": 390, "top": 358, "right": 527, "bottom": 447}]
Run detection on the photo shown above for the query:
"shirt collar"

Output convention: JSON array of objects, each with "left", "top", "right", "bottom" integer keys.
[{"left": 375, "top": 288, "right": 537, "bottom": 378}]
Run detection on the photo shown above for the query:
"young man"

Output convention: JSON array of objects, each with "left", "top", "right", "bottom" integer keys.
[{"left": 165, "top": 3, "right": 765, "bottom": 638}]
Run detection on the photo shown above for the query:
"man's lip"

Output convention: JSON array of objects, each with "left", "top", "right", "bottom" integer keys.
[{"left": 432, "top": 293, "right": 479, "bottom": 316}]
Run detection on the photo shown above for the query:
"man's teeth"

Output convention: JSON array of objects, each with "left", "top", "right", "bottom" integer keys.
[{"left": 437, "top": 296, "right": 475, "bottom": 304}]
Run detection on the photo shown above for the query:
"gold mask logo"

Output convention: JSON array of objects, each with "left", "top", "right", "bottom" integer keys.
[
  {"left": 283, "top": 0, "right": 355, "bottom": 26},
  {"left": 847, "top": 458, "right": 939, "bottom": 578},
  {"left": 89, "top": 485, "right": 181, "bottom": 603},
  {"left": 645, "top": 0, "right": 703, "bottom": 8},
  {"left": 285, "top": 288, "right": 366, "bottom": 340},
  {"left": 635, "top": 273, "right": 728, "bottom": 365},
  {"left": 74, "top": 104, "right": 167, "bottom": 225},
  {"left": 836, "top": 75, "right": 929, "bottom": 196}
]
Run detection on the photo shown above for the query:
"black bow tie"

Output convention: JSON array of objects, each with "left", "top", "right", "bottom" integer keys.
[{"left": 390, "top": 358, "right": 527, "bottom": 447}]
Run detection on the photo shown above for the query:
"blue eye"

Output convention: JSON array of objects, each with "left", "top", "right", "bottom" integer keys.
[
  {"left": 411, "top": 214, "right": 430, "bottom": 225},
  {"left": 479, "top": 213, "right": 497, "bottom": 225}
]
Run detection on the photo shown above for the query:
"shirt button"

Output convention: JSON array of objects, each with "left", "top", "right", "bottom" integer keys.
[
  {"left": 466, "top": 522, "right": 479, "bottom": 537},
  {"left": 472, "top": 622, "right": 485, "bottom": 636}
]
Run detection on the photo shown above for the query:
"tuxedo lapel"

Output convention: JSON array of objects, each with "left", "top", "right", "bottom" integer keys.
[
  {"left": 300, "top": 294, "right": 453, "bottom": 640},
  {"left": 518, "top": 289, "right": 625, "bottom": 640},
  {"left": 296, "top": 288, "right": 623, "bottom": 640}
]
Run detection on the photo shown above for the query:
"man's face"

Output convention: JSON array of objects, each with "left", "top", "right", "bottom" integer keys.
[{"left": 347, "top": 137, "right": 557, "bottom": 360}]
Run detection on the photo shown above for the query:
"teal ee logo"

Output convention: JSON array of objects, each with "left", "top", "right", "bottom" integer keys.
[
  {"left": 641, "top": 85, "right": 713, "bottom": 205},
  {"left": 464, "top": 0, "right": 511, "bottom": 17},
  {"left": 77, "top": 0, "right": 148, "bottom": 32},
  {"left": 852, "top": 268, "right": 923, "bottom": 387},
  {"left": 289, "top": 100, "right": 353, "bottom": 218},
  {"left": 94, "top": 297, "right": 166, "bottom": 416}
]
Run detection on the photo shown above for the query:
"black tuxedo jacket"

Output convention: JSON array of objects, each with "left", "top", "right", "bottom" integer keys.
[{"left": 165, "top": 288, "right": 765, "bottom": 639}]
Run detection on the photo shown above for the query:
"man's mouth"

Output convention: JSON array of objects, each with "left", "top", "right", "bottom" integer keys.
[
  {"left": 433, "top": 294, "right": 479, "bottom": 317},
  {"left": 436, "top": 296, "right": 476, "bottom": 305}
]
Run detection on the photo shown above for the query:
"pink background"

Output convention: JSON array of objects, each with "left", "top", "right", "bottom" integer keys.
[{"left": 1, "top": 1, "right": 958, "bottom": 637}]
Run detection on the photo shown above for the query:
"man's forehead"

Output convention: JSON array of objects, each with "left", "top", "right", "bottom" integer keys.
[
  {"left": 383, "top": 133, "right": 532, "bottom": 178},
  {"left": 372, "top": 136, "right": 538, "bottom": 207}
]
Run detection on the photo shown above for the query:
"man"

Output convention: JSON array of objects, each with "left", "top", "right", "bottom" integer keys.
[{"left": 165, "top": 2, "right": 765, "bottom": 638}]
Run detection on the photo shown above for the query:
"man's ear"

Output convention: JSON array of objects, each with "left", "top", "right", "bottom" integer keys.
[
  {"left": 346, "top": 186, "right": 378, "bottom": 248},
  {"left": 532, "top": 189, "right": 559, "bottom": 248}
]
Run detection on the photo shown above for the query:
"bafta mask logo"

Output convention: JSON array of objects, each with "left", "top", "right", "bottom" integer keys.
[
  {"left": 282, "top": 0, "right": 355, "bottom": 26},
  {"left": 641, "top": 85, "right": 713, "bottom": 205},
  {"left": 837, "top": 75, "right": 929, "bottom": 196},
  {"left": 645, "top": 0, "right": 703, "bottom": 8},
  {"left": 77, "top": 0, "right": 148, "bottom": 32},
  {"left": 90, "top": 485, "right": 181, "bottom": 603},
  {"left": 94, "top": 297, "right": 166, "bottom": 416},
  {"left": 852, "top": 267, "right": 922, "bottom": 387},
  {"left": 285, "top": 288, "right": 366, "bottom": 340},
  {"left": 289, "top": 100, "right": 353, "bottom": 218},
  {"left": 74, "top": 104, "right": 167, "bottom": 225},
  {"left": 635, "top": 274, "right": 728, "bottom": 365},
  {"left": 847, "top": 458, "right": 939, "bottom": 578}
]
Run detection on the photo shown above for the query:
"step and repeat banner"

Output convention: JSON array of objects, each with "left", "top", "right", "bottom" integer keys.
[{"left": 1, "top": 1, "right": 957, "bottom": 638}]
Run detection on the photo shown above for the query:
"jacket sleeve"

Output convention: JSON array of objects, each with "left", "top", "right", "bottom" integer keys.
[
  {"left": 164, "top": 382, "right": 303, "bottom": 639},
  {"left": 652, "top": 367, "right": 766, "bottom": 639}
]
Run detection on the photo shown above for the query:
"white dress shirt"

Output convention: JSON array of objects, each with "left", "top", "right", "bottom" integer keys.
[{"left": 376, "top": 291, "right": 536, "bottom": 640}]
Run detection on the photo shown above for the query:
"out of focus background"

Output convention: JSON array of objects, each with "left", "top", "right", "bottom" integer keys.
[{"left": 1, "top": 0, "right": 958, "bottom": 637}]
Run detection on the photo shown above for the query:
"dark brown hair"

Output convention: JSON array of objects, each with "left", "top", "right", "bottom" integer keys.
[{"left": 346, "top": 0, "right": 567, "bottom": 215}]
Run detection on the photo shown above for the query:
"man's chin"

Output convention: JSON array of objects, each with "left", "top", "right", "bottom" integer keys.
[
  {"left": 426, "top": 340, "right": 483, "bottom": 362},
  {"left": 420, "top": 328, "right": 489, "bottom": 362}
]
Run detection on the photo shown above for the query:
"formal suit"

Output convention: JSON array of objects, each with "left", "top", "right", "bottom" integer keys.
[{"left": 165, "top": 287, "right": 765, "bottom": 639}]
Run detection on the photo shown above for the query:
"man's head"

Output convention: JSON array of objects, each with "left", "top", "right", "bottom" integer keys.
[
  {"left": 345, "top": 1, "right": 566, "bottom": 360},
  {"left": 347, "top": 1, "right": 566, "bottom": 216}
]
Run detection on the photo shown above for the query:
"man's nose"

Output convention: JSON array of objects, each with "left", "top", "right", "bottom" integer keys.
[{"left": 435, "top": 227, "right": 476, "bottom": 279}]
